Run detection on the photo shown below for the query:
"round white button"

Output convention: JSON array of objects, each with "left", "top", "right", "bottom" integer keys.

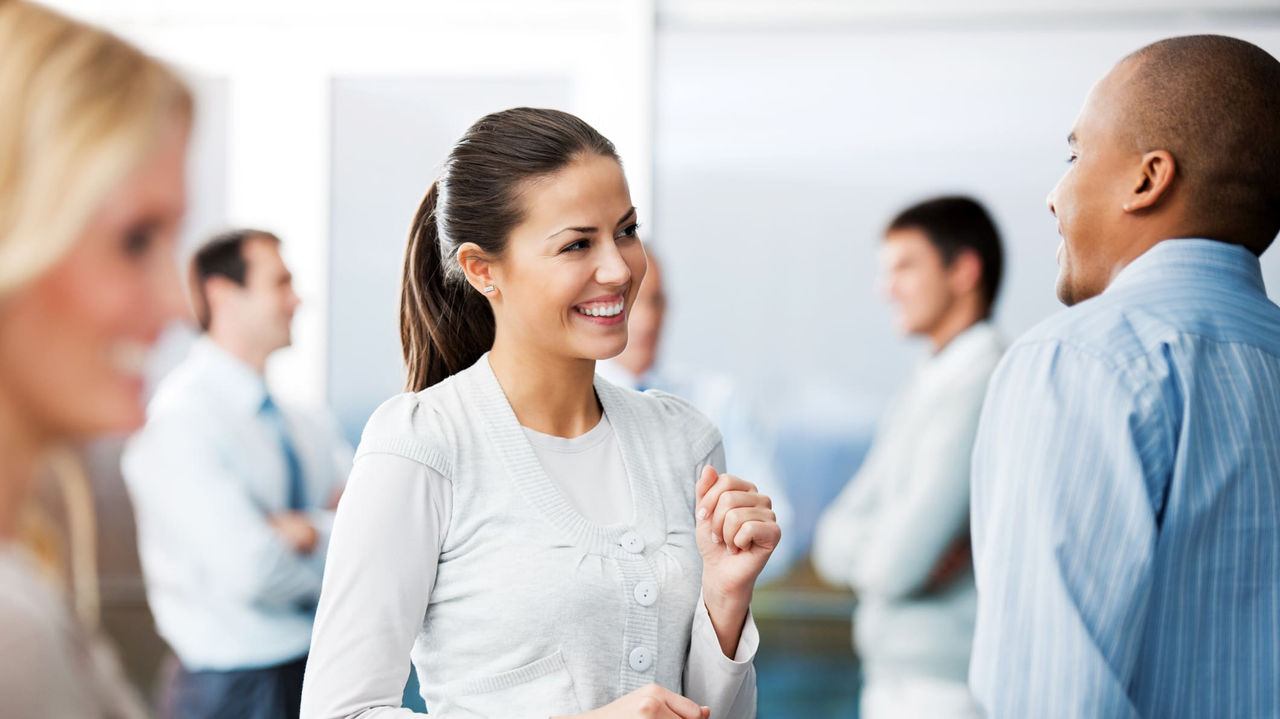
[
  {"left": 629, "top": 646, "right": 653, "bottom": 672},
  {"left": 620, "top": 531, "right": 645, "bottom": 554},
  {"left": 633, "top": 581, "right": 658, "bottom": 607}
]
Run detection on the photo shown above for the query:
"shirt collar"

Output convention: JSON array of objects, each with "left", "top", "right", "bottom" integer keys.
[
  {"left": 596, "top": 359, "right": 651, "bottom": 391},
  {"left": 189, "top": 336, "right": 270, "bottom": 415},
  {"left": 926, "top": 317, "right": 1003, "bottom": 368},
  {"left": 915, "top": 320, "right": 1003, "bottom": 388},
  {"left": 1107, "top": 238, "right": 1266, "bottom": 296}
]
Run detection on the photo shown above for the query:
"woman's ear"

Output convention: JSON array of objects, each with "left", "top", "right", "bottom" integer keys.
[{"left": 456, "top": 242, "right": 498, "bottom": 296}]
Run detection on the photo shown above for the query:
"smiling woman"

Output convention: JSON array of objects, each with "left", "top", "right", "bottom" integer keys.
[
  {"left": 0, "top": 1, "right": 192, "bottom": 717},
  {"left": 301, "top": 108, "right": 781, "bottom": 719}
]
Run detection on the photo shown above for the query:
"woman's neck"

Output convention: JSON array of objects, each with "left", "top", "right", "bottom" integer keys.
[
  {"left": 0, "top": 391, "right": 46, "bottom": 541},
  {"left": 487, "top": 338, "right": 601, "bottom": 438}
]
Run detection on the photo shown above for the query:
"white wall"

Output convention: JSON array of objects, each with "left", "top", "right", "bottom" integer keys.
[
  {"left": 327, "top": 76, "right": 574, "bottom": 441},
  {"left": 43, "top": 0, "right": 1280, "bottom": 429},
  {"left": 46, "top": 0, "right": 656, "bottom": 412},
  {"left": 653, "top": 12, "right": 1280, "bottom": 421}
]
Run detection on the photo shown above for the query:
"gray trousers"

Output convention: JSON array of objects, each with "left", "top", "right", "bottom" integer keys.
[{"left": 170, "top": 655, "right": 307, "bottom": 719}]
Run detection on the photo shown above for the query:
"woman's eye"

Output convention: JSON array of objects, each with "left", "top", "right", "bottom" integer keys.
[
  {"left": 1066, "top": 154, "right": 1078, "bottom": 165},
  {"left": 617, "top": 222, "right": 641, "bottom": 239},
  {"left": 563, "top": 239, "right": 590, "bottom": 253},
  {"left": 123, "top": 226, "right": 154, "bottom": 257}
]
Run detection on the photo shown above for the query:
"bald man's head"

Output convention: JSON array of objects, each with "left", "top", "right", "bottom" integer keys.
[{"left": 1119, "top": 35, "right": 1280, "bottom": 254}]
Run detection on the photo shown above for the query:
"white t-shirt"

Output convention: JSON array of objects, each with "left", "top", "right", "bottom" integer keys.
[{"left": 523, "top": 414, "right": 631, "bottom": 527}]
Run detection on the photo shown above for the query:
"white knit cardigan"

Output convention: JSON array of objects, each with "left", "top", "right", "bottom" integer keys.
[{"left": 301, "top": 355, "right": 758, "bottom": 719}]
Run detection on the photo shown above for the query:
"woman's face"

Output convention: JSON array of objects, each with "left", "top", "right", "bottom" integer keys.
[
  {"left": 0, "top": 120, "right": 190, "bottom": 442},
  {"left": 487, "top": 153, "right": 647, "bottom": 364}
]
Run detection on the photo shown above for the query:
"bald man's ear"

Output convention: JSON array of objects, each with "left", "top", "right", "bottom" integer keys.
[{"left": 1124, "top": 150, "right": 1176, "bottom": 213}]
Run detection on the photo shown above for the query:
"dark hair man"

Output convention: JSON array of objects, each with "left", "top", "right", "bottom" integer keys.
[
  {"left": 124, "top": 230, "right": 352, "bottom": 719},
  {"left": 814, "top": 195, "right": 1005, "bottom": 719}
]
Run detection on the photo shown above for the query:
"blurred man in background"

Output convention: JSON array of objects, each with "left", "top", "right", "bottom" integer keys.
[
  {"left": 123, "top": 230, "right": 351, "bottom": 719},
  {"left": 813, "top": 196, "right": 1004, "bottom": 719},
  {"left": 600, "top": 249, "right": 798, "bottom": 583}
]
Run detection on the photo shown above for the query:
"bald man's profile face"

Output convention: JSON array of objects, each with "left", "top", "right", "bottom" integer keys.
[{"left": 1047, "top": 62, "right": 1144, "bottom": 305}]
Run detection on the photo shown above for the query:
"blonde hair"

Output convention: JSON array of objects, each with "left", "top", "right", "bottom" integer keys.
[
  {"left": 0, "top": 0, "right": 193, "bottom": 298},
  {"left": 0, "top": 0, "right": 192, "bottom": 626}
]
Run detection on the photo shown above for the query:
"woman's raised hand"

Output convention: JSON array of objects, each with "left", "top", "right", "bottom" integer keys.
[
  {"left": 693, "top": 465, "right": 781, "bottom": 658},
  {"left": 695, "top": 466, "right": 780, "bottom": 598}
]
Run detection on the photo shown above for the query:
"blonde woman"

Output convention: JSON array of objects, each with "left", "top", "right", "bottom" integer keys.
[{"left": 0, "top": 2, "right": 193, "bottom": 717}]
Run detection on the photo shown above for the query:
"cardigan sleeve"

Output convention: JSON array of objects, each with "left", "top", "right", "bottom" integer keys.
[
  {"left": 683, "top": 443, "right": 759, "bottom": 719},
  {"left": 300, "top": 451, "right": 451, "bottom": 719}
]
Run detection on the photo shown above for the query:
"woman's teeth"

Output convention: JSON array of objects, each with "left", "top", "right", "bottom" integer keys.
[{"left": 578, "top": 302, "right": 624, "bottom": 317}]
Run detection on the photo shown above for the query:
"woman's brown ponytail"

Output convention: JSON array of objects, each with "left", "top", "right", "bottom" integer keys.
[{"left": 400, "top": 181, "right": 494, "bottom": 391}]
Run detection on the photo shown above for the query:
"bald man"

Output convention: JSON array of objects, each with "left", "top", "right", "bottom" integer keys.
[{"left": 969, "top": 36, "right": 1280, "bottom": 718}]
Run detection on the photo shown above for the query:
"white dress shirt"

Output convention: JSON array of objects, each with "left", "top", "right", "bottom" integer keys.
[
  {"left": 812, "top": 322, "right": 1003, "bottom": 688},
  {"left": 122, "top": 338, "right": 352, "bottom": 671},
  {"left": 970, "top": 240, "right": 1280, "bottom": 718}
]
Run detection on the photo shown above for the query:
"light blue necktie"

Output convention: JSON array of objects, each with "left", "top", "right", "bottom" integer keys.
[{"left": 260, "top": 394, "right": 306, "bottom": 511}]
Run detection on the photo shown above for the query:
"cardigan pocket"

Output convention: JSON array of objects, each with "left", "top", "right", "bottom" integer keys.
[{"left": 440, "top": 649, "right": 581, "bottom": 719}]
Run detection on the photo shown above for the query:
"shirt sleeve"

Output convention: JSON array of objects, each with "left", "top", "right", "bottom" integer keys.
[
  {"left": 300, "top": 452, "right": 451, "bottom": 719},
  {"left": 683, "top": 443, "right": 759, "bottom": 719},
  {"left": 811, "top": 443, "right": 888, "bottom": 589},
  {"left": 845, "top": 380, "right": 988, "bottom": 599},
  {"left": 969, "top": 340, "right": 1172, "bottom": 719},
  {"left": 122, "top": 413, "right": 327, "bottom": 607}
]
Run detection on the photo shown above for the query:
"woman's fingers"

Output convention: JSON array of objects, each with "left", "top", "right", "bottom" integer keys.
[
  {"left": 708, "top": 489, "right": 769, "bottom": 551},
  {"left": 709, "top": 490, "right": 765, "bottom": 544},
  {"left": 695, "top": 465, "right": 718, "bottom": 506},
  {"left": 721, "top": 506, "right": 777, "bottom": 551},
  {"left": 631, "top": 684, "right": 705, "bottom": 719},
  {"left": 697, "top": 472, "right": 757, "bottom": 524},
  {"left": 729, "top": 515, "right": 782, "bottom": 553}
]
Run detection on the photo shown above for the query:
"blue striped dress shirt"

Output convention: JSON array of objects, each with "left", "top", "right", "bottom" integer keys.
[{"left": 970, "top": 238, "right": 1280, "bottom": 718}]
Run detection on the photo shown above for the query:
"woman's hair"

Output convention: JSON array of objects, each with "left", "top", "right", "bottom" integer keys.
[
  {"left": 0, "top": 1, "right": 192, "bottom": 626},
  {"left": 400, "top": 107, "right": 620, "bottom": 391},
  {"left": 0, "top": 0, "right": 194, "bottom": 298}
]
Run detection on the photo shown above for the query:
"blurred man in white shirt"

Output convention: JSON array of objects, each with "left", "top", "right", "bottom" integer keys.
[
  {"left": 812, "top": 196, "right": 1004, "bottom": 719},
  {"left": 123, "top": 230, "right": 351, "bottom": 719},
  {"left": 599, "top": 251, "right": 798, "bottom": 583}
]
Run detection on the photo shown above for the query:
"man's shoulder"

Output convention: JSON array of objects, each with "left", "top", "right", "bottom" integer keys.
[
  {"left": 145, "top": 355, "right": 219, "bottom": 419},
  {"left": 1012, "top": 279, "right": 1280, "bottom": 374},
  {"left": 1010, "top": 291, "right": 1181, "bottom": 370}
]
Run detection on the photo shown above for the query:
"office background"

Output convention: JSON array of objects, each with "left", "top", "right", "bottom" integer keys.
[{"left": 43, "top": 0, "right": 1280, "bottom": 713}]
